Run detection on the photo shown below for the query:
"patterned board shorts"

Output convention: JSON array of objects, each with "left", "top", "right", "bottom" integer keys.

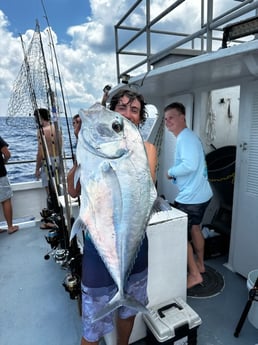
[
  {"left": 81, "top": 269, "right": 148, "bottom": 342},
  {"left": 0, "top": 175, "right": 13, "bottom": 202}
]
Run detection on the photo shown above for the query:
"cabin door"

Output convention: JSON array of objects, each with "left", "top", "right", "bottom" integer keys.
[
  {"left": 229, "top": 80, "right": 258, "bottom": 278},
  {"left": 157, "top": 94, "right": 193, "bottom": 203}
]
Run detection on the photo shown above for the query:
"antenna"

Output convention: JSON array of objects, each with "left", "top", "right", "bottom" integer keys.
[{"left": 41, "top": 0, "right": 75, "bottom": 162}]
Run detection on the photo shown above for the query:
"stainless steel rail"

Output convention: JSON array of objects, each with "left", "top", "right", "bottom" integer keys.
[{"left": 115, "top": 0, "right": 258, "bottom": 82}]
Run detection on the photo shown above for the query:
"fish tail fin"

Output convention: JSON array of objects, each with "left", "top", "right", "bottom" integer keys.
[
  {"left": 91, "top": 291, "right": 122, "bottom": 322},
  {"left": 91, "top": 291, "right": 149, "bottom": 322},
  {"left": 123, "top": 293, "right": 150, "bottom": 314}
]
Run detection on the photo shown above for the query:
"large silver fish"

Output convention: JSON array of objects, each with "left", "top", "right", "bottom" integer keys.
[{"left": 70, "top": 103, "right": 157, "bottom": 321}]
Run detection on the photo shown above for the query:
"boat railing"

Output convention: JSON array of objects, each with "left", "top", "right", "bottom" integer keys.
[
  {"left": 6, "top": 157, "right": 73, "bottom": 166},
  {"left": 115, "top": 0, "right": 258, "bottom": 83},
  {"left": 6, "top": 157, "right": 74, "bottom": 184}
]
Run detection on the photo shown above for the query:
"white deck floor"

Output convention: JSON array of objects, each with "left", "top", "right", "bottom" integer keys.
[{"left": 0, "top": 224, "right": 257, "bottom": 345}]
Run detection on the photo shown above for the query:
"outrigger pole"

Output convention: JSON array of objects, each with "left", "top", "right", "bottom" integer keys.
[
  {"left": 41, "top": 0, "right": 81, "bottom": 213},
  {"left": 41, "top": 0, "right": 75, "bottom": 163}
]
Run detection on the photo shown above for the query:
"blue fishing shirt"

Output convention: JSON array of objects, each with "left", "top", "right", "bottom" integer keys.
[{"left": 168, "top": 128, "right": 213, "bottom": 204}]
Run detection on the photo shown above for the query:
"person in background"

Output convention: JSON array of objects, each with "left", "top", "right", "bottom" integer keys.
[
  {"left": 0, "top": 136, "right": 19, "bottom": 234},
  {"left": 68, "top": 89, "right": 157, "bottom": 345},
  {"left": 34, "top": 108, "right": 62, "bottom": 197},
  {"left": 71, "top": 85, "right": 110, "bottom": 146},
  {"left": 101, "top": 84, "right": 112, "bottom": 107},
  {"left": 164, "top": 102, "right": 213, "bottom": 289},
  {"left": 34, "top": 108, "right": 62, "bottom": 229},
  {"left": 72, "top": 113, "right": 81, "bottom": 141},
  {"left": 66, "top": 114, "right": 82, "bottom": 197}
]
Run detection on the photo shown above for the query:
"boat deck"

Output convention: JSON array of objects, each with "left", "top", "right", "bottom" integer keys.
[
  {"left": 0, "top": 223, "right": 82, "bottom": 345},
  {"left": 187, "top": 256, "right": 258, "bottom": 345},
  {"left": 0, "top": 223, "right": 257, "bottom": 345}
]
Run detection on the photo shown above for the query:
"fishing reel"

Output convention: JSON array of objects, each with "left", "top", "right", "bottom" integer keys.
[
  {"left": 43, "top": 213, "right": 65, "bottom": 249},
  {"left": 62, "top": 242, "right": 82, "bottom": 300},
  {"left": 44, "top": 228, "right": 62, "bottom": 261},
  {"left": 45, "top": 228, "right": 60, "bottom": 248},
  {"left": 54, "top": 249, "right": 69, "bottom": 265},
  {"left": 103, "top": 84, "right": 112, "bottom": 93},
  {"left": 40, "top": 207, "right": 55, "bottom": 224},
  {"left": 63, "top": 272, "right": 81, "bottom": 300},
  {"left": 40, "top": 207, "right": 53, "bottom": 219},
  {"left": 47, "top": 213, "right": 62, "bottom": 227}
]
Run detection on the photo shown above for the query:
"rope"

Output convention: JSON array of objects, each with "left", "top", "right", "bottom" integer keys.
[{"left": 205, "top": 92, "right": 216, "bottom": 146}]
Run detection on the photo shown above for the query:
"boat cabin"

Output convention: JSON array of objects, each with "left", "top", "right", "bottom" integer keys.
[{"left": 111, "top": 0, "right": 258, "bottom": 279}]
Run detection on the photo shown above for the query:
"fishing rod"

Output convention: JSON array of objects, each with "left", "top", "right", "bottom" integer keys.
[
  {"left": 40, "top": 2, "right": 82, "bottom": 301},
  {"left": 41, "top": 0, "right": 75, "bottom": 163},
  {"left": 36, "top": 20, "right": 72, "bottom": 240},
  {"left": 41, "top": 0, "right": 81, "bottom": 221}
]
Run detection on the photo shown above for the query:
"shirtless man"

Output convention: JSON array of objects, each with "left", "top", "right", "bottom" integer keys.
[{"left": 35, "top": 108, "right": 62, "bottom": 196}]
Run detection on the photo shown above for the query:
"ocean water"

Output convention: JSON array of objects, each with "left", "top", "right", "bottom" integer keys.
[
  {"left": 0, "top": 116, "right": 78, "bottom": 183},
  {"left": 0, "top": 116, "right": 154, "bottom": 184}
]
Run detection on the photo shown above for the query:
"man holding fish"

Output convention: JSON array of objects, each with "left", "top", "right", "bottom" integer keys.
[{"left": 68, "top": 89, "right": 157, "bottom": 345}]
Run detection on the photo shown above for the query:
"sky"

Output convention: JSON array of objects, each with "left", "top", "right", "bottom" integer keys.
[
  {"left": 0, "top": 1, "right": 91, "bottom": 43},
  {"left": 0, "top": 0, "right": 253, "bottom": 117}
]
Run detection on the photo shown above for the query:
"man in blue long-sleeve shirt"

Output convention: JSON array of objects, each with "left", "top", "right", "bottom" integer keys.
[{"left": 164, "top": 102, "right": 213, "bottom": 289}]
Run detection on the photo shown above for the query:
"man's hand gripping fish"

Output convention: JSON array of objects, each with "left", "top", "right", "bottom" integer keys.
[{"left": 70, "top": 103, "right": 157, "bottom": 321}]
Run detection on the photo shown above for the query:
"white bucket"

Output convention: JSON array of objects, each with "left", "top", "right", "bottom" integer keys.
[{"left": 246, "top": 269, "right": 258, "bottom": 329}]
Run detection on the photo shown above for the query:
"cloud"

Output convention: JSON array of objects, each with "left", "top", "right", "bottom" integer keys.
[
  {"left": 0, "top": 11, "right": 24, "bottom": 112},
  {"left": 0, "top": 4, "right": 118, "bottom": 116},
  {"left": 0, "top": 1, "right": 253, "bottom": 117}
]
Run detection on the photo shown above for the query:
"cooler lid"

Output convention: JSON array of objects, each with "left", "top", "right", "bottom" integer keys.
[{"left": 143, "top": 297, "right": 202, "bottom": 342}]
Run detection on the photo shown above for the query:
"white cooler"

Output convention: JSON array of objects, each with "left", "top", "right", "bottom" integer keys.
[
  {"left": 143, "top": 296, "right": 202, "bottom": 344},
  {"left": 104, "top": 208, "right": 188, "bottom": 344}
]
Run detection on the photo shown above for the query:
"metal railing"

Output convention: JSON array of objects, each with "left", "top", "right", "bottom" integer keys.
[
  {"left": 6, "top": 157, "right": 74, "bottom": 184},
  {"left": 115, "top": 0, "right": 258, "bottom": 83}
]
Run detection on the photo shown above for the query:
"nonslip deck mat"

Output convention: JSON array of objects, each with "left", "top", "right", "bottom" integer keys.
[{"left": 187, "top": 264, "right": 225, "bottom": 298}]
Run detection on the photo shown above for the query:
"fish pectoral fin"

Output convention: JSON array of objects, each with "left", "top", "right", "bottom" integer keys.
[
  {"left": 91, "top": 291, "right": 149, "bottom": 322},
  {"left": 69, "top": 217, "right": 87, "bottom": 241},
  {"left": 74, "top": 164, "right": 81, "bottom": 188}
]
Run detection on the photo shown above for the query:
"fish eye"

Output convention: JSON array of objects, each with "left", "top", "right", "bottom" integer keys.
[{"left": 112, "top": 117, "right": 124, "bottom": 133}]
